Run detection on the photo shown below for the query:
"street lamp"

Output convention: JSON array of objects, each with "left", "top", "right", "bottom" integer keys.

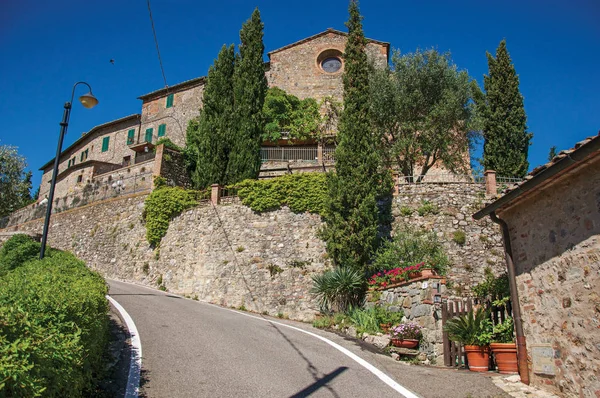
[{"left": 39, "top": 82, "right": 98, "bottom": 259}]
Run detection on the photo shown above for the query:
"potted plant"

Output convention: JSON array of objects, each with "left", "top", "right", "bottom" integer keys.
[
  {"left": 443, "top": 307, "right": 493, "bottom": 372},
  {"left": 390, "top": 323, "right": 422, "bottom": 348},
  {"left": 490, "top": 316, "right": 518, "bottom": 373}
]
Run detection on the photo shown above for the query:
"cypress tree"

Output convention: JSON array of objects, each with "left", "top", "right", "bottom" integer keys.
[
  {"left": 480, "top": 40, "right": 532, "bottom": 177},
  {"left": 321, "top": 0, "right": 389, "bottom": 271},
  {"left": 186, "top": 44, "right": 235, "bottom": 189},
  {"left": 226, "top": 8, "right": 268, "bottom": 185}
]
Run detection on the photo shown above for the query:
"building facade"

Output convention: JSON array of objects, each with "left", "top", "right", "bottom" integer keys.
[{"left": 37, "top": 29, "right": 389, "bottom": 202}]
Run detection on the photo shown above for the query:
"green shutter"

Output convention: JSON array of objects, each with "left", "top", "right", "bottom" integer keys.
[
  {"left": 68, "top": 159, "right": 71, "bottom": 168},
  {"left": 158, "top": 124, "right": 166, "bottom": 137},
  {"left": 102, "top": 137, "right": 110, "bottom": 152},
  {"left": 127, "top": 129, "right": 135, "bottom": 145},
  {"left": 80, "top": 151, "right": 84, "bottom": 162},
  {"left": 145, "top": 128, "right": 153, "bottom": 143},
  {"left": 166, "top": 94, "right": 174, "bottom": 108}
]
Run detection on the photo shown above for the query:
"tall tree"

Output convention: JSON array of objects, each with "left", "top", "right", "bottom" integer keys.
[
  {"left": 370, "top": 49, "right": 481, "bottom": 179},
  {"left": 226, "top": 8, "right": 268, "bottom": 184},
  {"left": 478, "top": 40, "right": 532, "bottom": 177},
  {"left": 186, "top": 44, "right": 235, "bottom": 189},
  {"left": 321, "top": 1, "right": 390, "bottom": 271},
  {"left": 0, "top": 145, "right": 33, "bottom": 218}
]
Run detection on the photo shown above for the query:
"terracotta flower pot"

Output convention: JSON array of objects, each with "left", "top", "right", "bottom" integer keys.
[
  {"left": 408, "top": 271, "right": 421, "bottom": 280},
  {"left": 421, "top": 269, "right": 436, "bottom": 277},
  {"left": 391, "top": 339, "right": 419, "bottom": 349},
  {"left": 464, "top": 345, "right": 490, "bottom": 372},
  {"left": 490, "top": 342, "right": 518, "bottom": 374}
]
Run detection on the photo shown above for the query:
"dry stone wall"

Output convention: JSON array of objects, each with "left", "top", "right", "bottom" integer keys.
[
  {"left": 2, "top": 194, "right": 328, "bottom": 321},
  {"left": 394, "top": 183, "right": 505, "bottom": 295}
]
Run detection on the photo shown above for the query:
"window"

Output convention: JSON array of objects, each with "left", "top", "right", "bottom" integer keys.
[
  {"left": 127, "top": 129, "right": 135, "bottom": 145},
  {"left": 102, "top": 137, "right": 110, "bottom": 152},
  {"left": 77, "top": 175, "right": 83, "bottom": 183},
  {"left": 80, "top": 149, "right": 89, "bottom": 162},
  {"left": 166, "top": 94, "right": 174, "bottom": 108},
  {"left": 317, "top": 49, "right": 344, "bottom": 74},
  {"left": 68, "top": 159, "right": 72, "bottom": 168},
  {"left": 158, "top": 124, "right": 166, "bottom": 137},
  {"left": 145, "top": 128, "right": 153, "bottom": 143},
  {"left": 68, "top": 156, "right": 75, "bottom": 167}
]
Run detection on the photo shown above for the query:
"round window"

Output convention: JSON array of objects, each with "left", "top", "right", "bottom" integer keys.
[{"left": 321, "top": 57, "right": 342, "bottom": 73}]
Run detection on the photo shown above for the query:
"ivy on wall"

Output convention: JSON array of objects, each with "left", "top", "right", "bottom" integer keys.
[
  {"left": 236, "top": 172, "right": 327, "bottom": 216},
  {"left": 143, "top": 185, "right": 203, "bottom": 246}
]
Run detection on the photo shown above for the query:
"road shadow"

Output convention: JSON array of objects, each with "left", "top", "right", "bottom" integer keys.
[
  {"left": 288, "top": 367, "right": 348, "bottom": 398},
  {"left": 109, "top": 293, "right": 181, "bottom": 299}
]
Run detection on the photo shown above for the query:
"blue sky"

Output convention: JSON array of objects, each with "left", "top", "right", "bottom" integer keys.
[{"left": 1, "top": 0, "right": 598, "bottom": 190}]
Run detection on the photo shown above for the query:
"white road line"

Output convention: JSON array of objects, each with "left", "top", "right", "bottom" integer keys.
[
  {"left": 107, "top": 295, "right": 142, "bottom": 398},
  {"left": 232, "top": 310, "right": 420, "bottom": 398},
  {"left": 107, "top": 280, "right": 419, "bottom": 398}
]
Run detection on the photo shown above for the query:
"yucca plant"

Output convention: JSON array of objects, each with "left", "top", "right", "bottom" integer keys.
[
  {"left": 443, "top": 307, "right": 493, "bottom": 346},
  {"left": 311, "top": 267, "right": 366, "bottom": 313}
]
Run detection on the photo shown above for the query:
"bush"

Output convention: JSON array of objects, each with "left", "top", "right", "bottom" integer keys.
[
  {"left": 0, "top": 246, "right": 109, "bottom": 397},
  {"left": 417, "top": 200, "right": 438, "bottom": 216},
  {"left": 0, "top": 234, "right": 41, "bottom": 275},
  {"left": 453, "top": 230, "right": 466, "bottom": 245},
  {"left": 311, "top": 267, "right": 366, "bottom": 313},
  {"left": 143, "top": 186, "right": 200, "bottom": 246},
  {"left": 236, "top": 173, "right": 327, "bottom": 215},
  {"left": 371, "top": 225, "right": 450, "bottom": 275}
]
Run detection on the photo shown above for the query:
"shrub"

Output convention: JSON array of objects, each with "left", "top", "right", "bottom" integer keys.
[
  {"left": 453, "top": 230, "right": 466, "bottom": 245},
  {"left": 399, "top": 206, "right": 412, "bottom": 216},
  {"left": 236, "top": 172, "right": 327, "bottom": 215},
  {"left": 311, "top": 267, "right": 366, "bottom": 313},
  {"left": 143, "top": 186, "right": 200, "bottom": 246},
  {"left": 443, "top": 308, "right": 493, "bottom": 346},
  {"left": 417, "top": 200, "right": 438, "bottom": 216},
  {"left": 391, "top": 323, "right": 423, "bottom": 341},
  {"left": 0, "top": 234, "right": 42, "bottom": 275},
  {"left": 0, "top": 249, "right": 109, "bottom": 397},
  {"left": 154, "top": 137, "right": 183, "bottom": 152},
  {"left": 371, "top": 225, "right": 450, "bottom": 275}
]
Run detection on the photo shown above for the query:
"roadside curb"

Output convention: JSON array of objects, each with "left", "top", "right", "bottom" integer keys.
[{"left": 107, "top": 295, "right": 142, "bottom": 398}]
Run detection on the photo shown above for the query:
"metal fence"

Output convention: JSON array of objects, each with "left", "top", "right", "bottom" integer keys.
[
  {"left": 261, "top": 147, "right": 318, "bottom": 162},
  {"left": 51, "top": 172, "right": 153, "bottom": 214},
  {"left": 396, "top": 173, "right": 522, "bottom": 185}
]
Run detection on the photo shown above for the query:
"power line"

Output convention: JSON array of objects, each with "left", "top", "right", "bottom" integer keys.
[{"left": 146, "top": 0, "right": 169, "bottom": 90}]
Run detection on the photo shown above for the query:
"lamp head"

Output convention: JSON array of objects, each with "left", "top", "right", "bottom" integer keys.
[{"left": 79, "top": 92, "right": 99, "bottom": 109}]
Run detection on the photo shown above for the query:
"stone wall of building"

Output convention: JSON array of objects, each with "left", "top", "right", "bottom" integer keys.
[
  {"left": 499, "top": 157, "right": 600, "bottom": 397},
  {"left": 394, "top": 182, "right": 505, "bottom": 295},
  {"left": 369, "top": 276, "right": 448, "bottom": 364},
  {"left": 156, "top": 147, "right": 192, "bottom": 189},
  {"left": 1, "top": 194, "right": 328, "bottom": 321},
  {"left": 267, "top": 30, "right": 387, "bottom": 102}
]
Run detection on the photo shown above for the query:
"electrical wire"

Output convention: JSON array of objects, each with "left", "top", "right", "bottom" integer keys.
[{"left": 146, "top": 0, "right": 169, "bottom": 91}]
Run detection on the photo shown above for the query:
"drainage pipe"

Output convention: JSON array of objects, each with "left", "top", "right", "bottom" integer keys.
[{"left": 489, "top": 211, "right": 530, "bottom": 385}]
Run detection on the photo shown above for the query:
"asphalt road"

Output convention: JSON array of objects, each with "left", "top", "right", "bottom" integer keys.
[{"left": 108, "top": 280, "right": 510, "bottom": 398}]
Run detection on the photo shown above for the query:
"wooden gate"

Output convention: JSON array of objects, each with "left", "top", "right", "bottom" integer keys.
[{"left": 441, "top": 297, "right": 513, "bottom": 368}]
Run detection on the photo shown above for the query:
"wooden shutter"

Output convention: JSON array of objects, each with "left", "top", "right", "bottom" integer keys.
[
  {"left": 102, "top": 137, "right": 110, "bottom": 152},
  {"left": 158, "top": 124, "right": 166, "bottom": 137},
  {"left": 166, "top": 94, "right": 174, "bottom": 108},
  {"left": 127, "top": 129, "right": 135, "bottom": 145},
  {"left": 145, "top": 128, "right": 153, "bottom": 143}
]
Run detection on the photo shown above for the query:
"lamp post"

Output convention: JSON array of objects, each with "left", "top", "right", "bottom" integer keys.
[{"left": 39, "top": 82, "right": 98, "bottom": 259}]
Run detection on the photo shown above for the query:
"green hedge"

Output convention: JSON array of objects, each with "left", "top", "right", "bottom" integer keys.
[
  {"left": 236, "top": 172, "right": 327, "bottom": 215},
  {"left": 0, "top": 235, "right": 109, "bottom": 397}
]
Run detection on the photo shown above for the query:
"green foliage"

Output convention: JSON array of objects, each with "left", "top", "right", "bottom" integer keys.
[
  {"left": 348, "top": 306, "right": 404, "bottom": 335},
  {"left": 548, "top": 146, "right": 557, "bottom": 161},
  {"left": 399, "top": 206, "right": 412, "bottom": 216},
  {"left": 0, "top": 145, "right": 34, "bottom": 217},
  {"left": 492, "top": 316, "right": 515, "bottom": 343},
  {"left": 155, "top": 138, "right": 183, "bottom": 152},
  {"left": 453, "top": 230, "right": 466, "bottom": 245},
  {"left": 143, "top": 186, "right": 199, "bottom": 246},
  {"left": 443, "top": 308, "right": 493, "bottom": 346},
  {"left": 226, "top": 8, "right": 268, "bottom": 185},
  {"left": 267, "top": 264, "right": 283, "bottom": 277},
  {"left": 370, "top": 49, "right": 481, "bottom": 177},
  {"left": 417, "top": 200, "right": 438, "bottom": 216},
  {"left": 477, "top": 40, "right": 532, "bottom": 177},
  {"left": 263, "top": 87, "right": 321, "bottom": 141},
  {"left": 371, "top": 225, "right": 450, "bottom": 275},
  {"left": 0, "top": 246, "right": 109, "bottom": 397},
  {"left": 310, "top": 267, "right": 366, "bottom": 313},
  {"left": 236, "top": 173, "right": 327, "bottom": 215},
  {"left": 186, "top": 44, "right": 236, "bottom": 189},
  {"left": 321, "top": 1, "right": 392, "bottom": 271},
  {"left": 472, "top": 268, "right": 510, "bottom": 300},
  {"left": 0, "top": 234, "right": 44, "bottom": 276}
]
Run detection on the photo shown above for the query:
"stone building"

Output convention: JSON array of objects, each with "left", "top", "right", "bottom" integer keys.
[
  {"left": 474, "top": 133, "right": 600, "bottom": 397},
  {"left": 37, "top": 29, "right": 389, "bottom": 203}
]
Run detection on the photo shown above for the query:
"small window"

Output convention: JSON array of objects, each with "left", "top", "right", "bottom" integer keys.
[
  {"left": 166, "top": 94, "right": 174, "bottom": 108},
  {"left": 77, "top": 175, "right": 83, "bottom": 183},
  {"left": 127, "top": 129, "right": 135, "bottom": 145},
  {"left": 80, "top": 148, "right": 89, "bottom": 162},
  {"left": 102, "top": 137, "right": 110, "bottom": 152},
  {"left": 68, "top": 159, "right": 71, "bottom": 168},
  {"left": 145, "top": 128, "right": 153, "bottom": 143},
  {"left": 158, "top": 124, "right": 166, "bottom": 137}
]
